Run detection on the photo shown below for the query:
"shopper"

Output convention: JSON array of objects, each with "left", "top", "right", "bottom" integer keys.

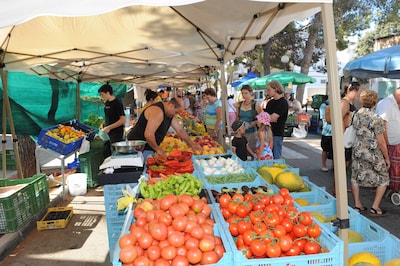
[
  {"left": 350, "top": 90, "right": 389, "bottom": 216},
  {"left": 231, "top": 120, "right": 255, "bottom": 161},
  {"left": 98, "top": 84, "right": 126, "bottom": 158},
  {"left": 319, "top": 95, "right": 333, "bottom": 172},
  {"left": 204, "top": 88, "right": 223, "bottom": 145},
  {"left": 264, "top": 80, "right": 288, "bottom": 159},
  {"left": 237, "top": 85, "right": 261, "bottom": 152},
  {"left": 255, "top": 111, "right": 274, "bottom": 160},
  {"left": 375, "top": 87, "right": 400, "bottom": 195},
  {"left": 227, "top": 94, "right": 237, "bottom": 131}
]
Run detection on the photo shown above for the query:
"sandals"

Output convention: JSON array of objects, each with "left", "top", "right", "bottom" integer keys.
[
  {"left": 369, "top": 207, "right": 388, "bottom": 217},
  {"left": 354, "top": 206, "right": 367, "bottom": 212}
]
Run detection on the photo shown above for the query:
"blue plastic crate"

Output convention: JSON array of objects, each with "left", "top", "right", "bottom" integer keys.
[
  {"left": 219, "top": 214, "right": 343, "bottom": 266},
  {"left": 112, "top": 204, "right": 233, "bottom": 266},
  {"left": 292, "top": 185, "right": 335, "bottom": 209},
  {"left": 104, "top": 183, "right": 136, "bottom": 262},
  {"left": 382, "top": 234, "right": 400, "bottom": 264},
  {"left": 37, "top": 120, "right": 96, "bottom": 155}
]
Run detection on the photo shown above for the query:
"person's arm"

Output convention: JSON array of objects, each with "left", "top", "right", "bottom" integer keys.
[
  {"left": 142, "top": 106, "right": 165, "bottom": 156},
  {"left": 377, "top": 132, "right": 390, "bottom": 169},
  {"left": 214, "top": 106, "right": 222, "bottom": 132},
  {"left": 257, "top": 130, "right": 266, "bottom": 161},
  {"left": 102, "top": 115, "right": 126, "bottom": 134},
  {"left": 246, "top": 144, "right": 255, "bottom": 160},
  {"left": 170, "top": 117, "right": 202, "bottom": 154}
]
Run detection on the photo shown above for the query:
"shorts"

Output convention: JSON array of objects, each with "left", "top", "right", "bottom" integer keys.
[
  {"left": 321, "top": 135, "right": 333, "bottom": 159},
  {"left": 345, "top": 147, "right": 352, "bottom": 162}
]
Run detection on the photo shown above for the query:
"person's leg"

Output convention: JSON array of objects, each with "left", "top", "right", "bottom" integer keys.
[
  {"left": 351, "top": 184, "right": 363, "bottom": 209},
  {"left": 272, "top": 136, "right": 283, "bottom": 159},
  {"left": 371, "top": 186, "right": 387, "bottom": 211}
]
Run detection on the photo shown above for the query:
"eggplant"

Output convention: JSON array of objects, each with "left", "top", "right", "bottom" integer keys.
[{"left": 241, "top": 185, "right": 250, "bottom": 195}]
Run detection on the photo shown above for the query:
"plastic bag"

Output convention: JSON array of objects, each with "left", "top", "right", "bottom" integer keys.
[
  {"left": 344, "top": 125, "right": 356, "bottom": 148},
  {"left": 292, "top": 124, "right": 307, "bottom": 138},
  {"left": 79, "top": 138, "right": 91, "bottom": 155}
]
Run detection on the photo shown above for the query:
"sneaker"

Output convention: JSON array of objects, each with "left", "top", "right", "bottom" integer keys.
[{"left": 321, "top": 167, "right": 328, "bottom": 172}]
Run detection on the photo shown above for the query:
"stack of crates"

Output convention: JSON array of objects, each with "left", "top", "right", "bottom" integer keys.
[
  {"left": 0, "top": 174, "right": 50, "bottom": 233},
  {"left": 78, "top": 139, "right": 104, "bottom": 188},
  {"left": 0, "top": 150, "right": 17, "bottom": 170}
]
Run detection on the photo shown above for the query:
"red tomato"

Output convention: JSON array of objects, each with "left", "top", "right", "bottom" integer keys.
[
  {"left": 236, "top": 203, "right": 251, "bottom": 218},
  {"left": 187, "top": 247, "right": 202, "bottom": 264},
  {"left": 169, "top": 204, "right": 185, "bottom": 219},
  {"left": 161, "top": 245, "right": 177, "bottom": 260},
  {"left": 293, "top": 239, "right": 307, "bottom": 252},
  {"left": 154, "top": 258, "right": 170, "bottom": 266},
  {"left": 292, "top": 224, "right": 307, "bottom": 238},
  {"left": 253, "top": 222, "right": 267, "bottom": 235},
  {"left": 285, "top": 244, "right": 301, "bottom": 256},
  {"left": 135, "top": 217, "right": 148, "bottom": 227},
  {"left": 227, "top": 201, "right": 238, "bottom": 214},
  {"left": 307, "top": 223, "right": 322, "bottom": 238},
  {"left": 146, "top": 245, "right": 161, "bottom": 261},
  {"left": 201, "top": 204, "right": 212, "bottom": 217},
  {"left": 271, "top": 194, "right": 284, "bottom": 205},
  {"left": 133, "top": 255, "right": 150, "bottom": 266},
  {"left": 171, "top": 255, "right": 189, "bottom": 266},
  {"left": 280, "top": 217, "right": 294, "bottom": 233},
  {"left": 229, "top": 222, "right": 239, "bottom": 236},
  {"left": 172, "top": 216, "right": 188, "bottom": 232},
  {"left": 196, "top": 212, "right": 207, "bottom": 225},
  {"left": 199, "top": 236, "right": 216, "bottom": 252},
  {"left": 298, "top": 211, "right": 313, "bottom": 226},
  {"left": 279, "top": 235, "right": 293, "bottom": 252},
  {"left": 201, "top": 223, "right": 214, "bottom": 235},
  {"left": 250, "top": 239, "right": 266, "bottom": 257},
  {"left": 119, "top": 246, "right": 138, "bottom": 264},
  {"left": 219, "top": 194, "right": 231, "bottom": 208},
  {"left": 214, "top": 244, "right": 225, "bottom": 258},
  {"left": 304, "top": 241, "right": 321, "bottom": 254},
  {"left": 176, "top": 246, "right": 187, "bottom": 256},
  {"left": 119, "top": 234, "right": 136, "bottom": 248},
  {"left": 191, "top": 200, "right": 205, "bottom": 213},
  {"left": 242, "top": 230, "right": 256, "bottom": 246},
  {"left": 221, "top": 207, "right": 232, "bottom": 219},
  {"left": 237, "top": 220, "right": 253, "bottom": 235},
  {"left": 133, "top": 207, "right": 146, "bottom": 219},
  {"left": 249, "top": 210, "right": 264, "bottom": 224},
  {"left": 149, "top": 222, "right": 168, "bottom": 241},
  {"left": 272, "top": 224, "right": 284, "bottom": 236},
  {"left": 137, "top": 232, "right": 153, "bottom": 249},
  {"left": 279, "top": 188, "right": 290, "bottom": 197},
  {"left": 177, "top": 194, "right": 194, "bottom": 207},
  {"left": 200, "top": 251, "right": 219, "bottom": 264},
  {"left": 160, "top": 194, "right": 177, "bottom": 211},
  {"left": 265, "top": 242, "right": 281, "bottom": 258},
  {"left": 168, "top": 231, "right": 185, "bottom": 247},
  {"left": 158, "top": 212, "right": 173, "bottom": 226},
  {"left": 185, "top": 237, "right": 199, "bottom": 249},
  {"left": 264, "top": 212, "right": 280, "bottom": 227},
  {"left": 232, "top": 193, "right": 244, "bottom": 202},
  {"left": 190, "top": 226, "right": 205, "bottom": 240},
  {"left": 283, "top": 195, "right": 294, "bottom": 206}
]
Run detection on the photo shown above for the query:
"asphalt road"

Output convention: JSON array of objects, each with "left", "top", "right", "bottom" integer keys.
[{"left": 284, "top": 132, "right": 399, "bottom": 238}]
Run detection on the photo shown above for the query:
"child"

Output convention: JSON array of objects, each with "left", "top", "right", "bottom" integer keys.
[
  {"left": 231, "top": 120, "right": 255, "bottom": 161},
  {"left": 255, "top": 111, "right": 274, "bottom": 160}
]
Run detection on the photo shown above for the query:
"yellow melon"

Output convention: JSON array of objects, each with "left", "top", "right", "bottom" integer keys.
[
  {"left": 349, "top": 252, "right": 382, "bottom": 266},
  {"left": 274, "top": 171, "right": 304, "bottom": 192},
  {"left": 384, "top": 258, "right": 400, "bottom": 266}
]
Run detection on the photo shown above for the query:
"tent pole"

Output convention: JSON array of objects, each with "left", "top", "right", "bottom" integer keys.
[
  {"left": 1, "top": 69, "right": 23, "bottom": 178},
  {"left": 1, "top": 69, "right": 7, "bottom": 179},
  {"left": 219, "top": 63, "right": 230, "bottom": 151},
  {"left": 321, "top": 3, "right": 349, "bottom": 264},
  {"left": 76, "top": 81, "right": 81, "bottom": 121}
]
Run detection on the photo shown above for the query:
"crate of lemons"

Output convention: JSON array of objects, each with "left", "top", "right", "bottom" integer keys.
[{"left": 45, "top": 125, "right": 85, "bottom": 143}]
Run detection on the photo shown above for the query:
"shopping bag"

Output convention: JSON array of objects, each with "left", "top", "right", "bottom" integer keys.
[{"left": 344, "top": 125, "right": 356, "bottom": 148}]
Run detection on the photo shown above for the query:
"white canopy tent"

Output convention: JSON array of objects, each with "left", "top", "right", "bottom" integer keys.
[{"left": 0, "top": 1, "right": 350, "bottom": 263}]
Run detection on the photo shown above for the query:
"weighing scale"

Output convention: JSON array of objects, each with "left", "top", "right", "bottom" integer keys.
[{"left": 99, "top": 151, "right": 144, "bottom": 170}]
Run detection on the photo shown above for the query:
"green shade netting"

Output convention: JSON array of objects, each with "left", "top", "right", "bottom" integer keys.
[{"left": 0, "top": 72, "right": 128, "bottom": 136}]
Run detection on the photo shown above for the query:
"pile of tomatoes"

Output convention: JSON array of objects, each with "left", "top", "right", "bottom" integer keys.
[
  {"left": 218, "top": 188, "right": 325, "bottom": 259},
  {"left": 119, "top": 194, "right": 225, "bottom": 265}
]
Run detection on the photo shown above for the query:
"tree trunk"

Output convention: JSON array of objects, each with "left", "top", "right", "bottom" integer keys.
[
  {"left": 17, "top": 135, "right": 37, "bottom": 178},
  {"left": 262, "top": 39, "right": 273, "bottom": 75},
  {"left": 297, "top": 12, "right": 322, "bottom": 105}
]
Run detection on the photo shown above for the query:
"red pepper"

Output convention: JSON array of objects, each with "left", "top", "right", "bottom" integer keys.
[
  {"left": 163, "top": 160, "right": 180, "bottom": 167},
  {"left": 175, "top": 165, "right": 194, "bottom": 173},
  {"left": 146, "top": 157, "right": 157, "bottom": 166}
]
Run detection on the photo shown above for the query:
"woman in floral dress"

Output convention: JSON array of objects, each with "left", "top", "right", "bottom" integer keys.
[{"left": 351, "top": 90, "right": 390, "bottom": 216}]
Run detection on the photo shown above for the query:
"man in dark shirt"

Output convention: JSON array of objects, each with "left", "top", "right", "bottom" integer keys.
[
  {"left": 98, "top": 84, "right": 126, "bottom": 158},
  {"left": 127, "top": 98, "right": 201, "bottom": 159},
  {"left": 264, "top": 80, "right": 288, "bottom": 159}
]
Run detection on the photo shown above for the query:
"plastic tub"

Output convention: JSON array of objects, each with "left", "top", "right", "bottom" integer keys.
[{"left": 68, "top": 173, "right": 87, "bottom": 196}]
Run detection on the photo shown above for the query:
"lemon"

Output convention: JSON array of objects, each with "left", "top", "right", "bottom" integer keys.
[{"left": 349, "top": 252, "right": 381, "bottom": 266}]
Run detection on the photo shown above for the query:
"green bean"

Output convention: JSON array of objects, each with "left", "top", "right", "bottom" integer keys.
[{"left": 205, "top": 173, "right": 255, "bottom": 184}]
